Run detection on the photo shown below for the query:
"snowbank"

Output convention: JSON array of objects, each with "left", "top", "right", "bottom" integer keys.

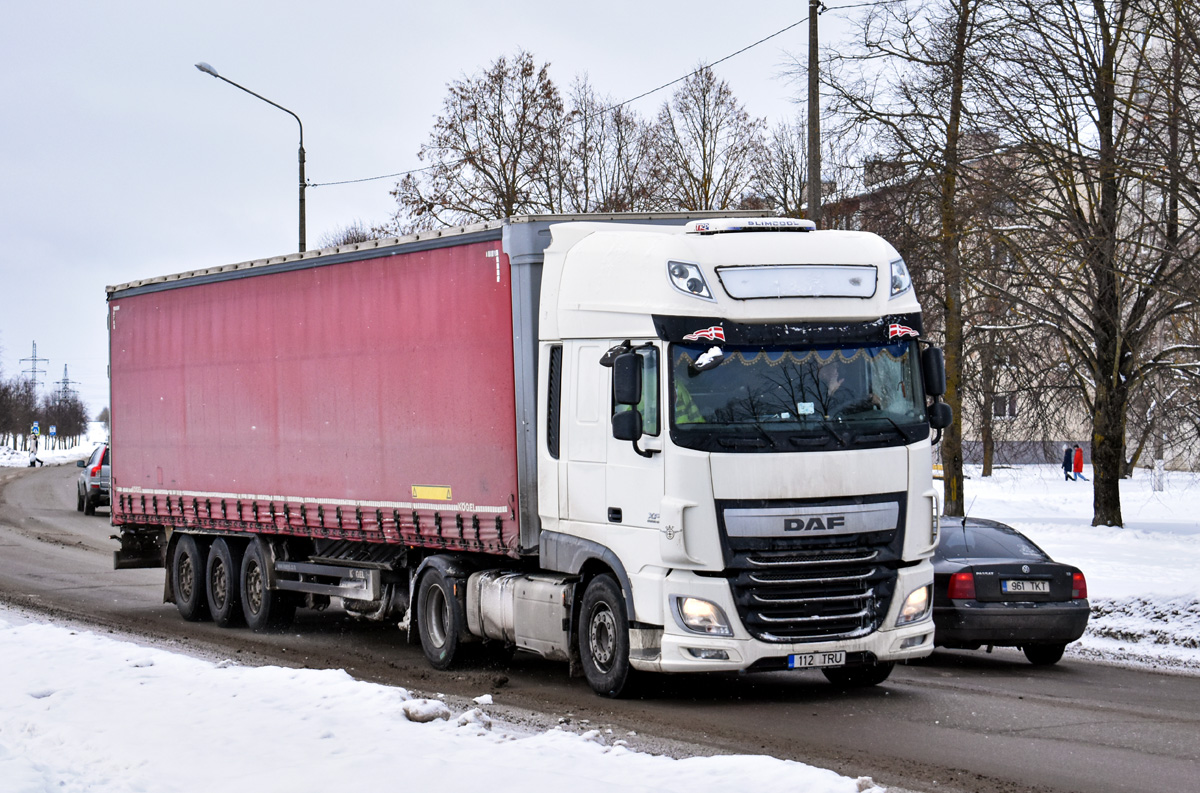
[{"left": 0, "top": 613, "right": 882, "bottom": 793}]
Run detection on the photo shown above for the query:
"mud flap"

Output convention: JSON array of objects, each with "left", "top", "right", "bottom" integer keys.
[{"left": 112, "top": 529, "right": 166, "bottom": 570}]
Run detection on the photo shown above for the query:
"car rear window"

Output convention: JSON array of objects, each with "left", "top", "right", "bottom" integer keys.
[
  {"left": 101, "top": 447, "right": 110, "bottom": 466},
  {"left": 938, "top": 524, "right": 1049, "bottom": 561}
]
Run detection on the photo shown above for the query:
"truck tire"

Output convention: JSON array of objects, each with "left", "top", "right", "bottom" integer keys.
[
  {"left": 206, "top": 538, "right": 245, "bottom": 628},
  {"left": 240, "top": 538, "right": 295, "bottom": 631},
  {"left": 171, "top": 534, "right": 211, "bottom": 622},
  {"left": 417, "top": 568, "right": 465, "bottom": 670},
  {"left": 1023, "top": 643, "right": 1066, "bottom": 666},
  {"left": 578, "top": 574, "right": 634, "bottom": 698},
  {"left": 822, "top": 661, "right": 894, "bottom": 688}
]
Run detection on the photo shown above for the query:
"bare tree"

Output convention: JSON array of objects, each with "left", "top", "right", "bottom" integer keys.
[
  {"left": 979, "top": 0, "right": 1200, "bottom": 525},
  {"left": 822, "top": 0, "right": 1007, "bottom": 514},
  {"left": 552, "top": 77, "right": 657, "bottom": 213},
  {"left": 319, "top": 220, "right": 385, "bottom": 248},
  {"left": 384, "top": 51, "right": 564, "bottom": 230},
  {"left": 650, "top": 66, "right": 766, "bottom": 211}
]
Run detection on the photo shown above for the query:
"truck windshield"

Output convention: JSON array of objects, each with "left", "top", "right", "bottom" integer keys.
[{"left": 670, "top": 341, "right": 928, "bottom": 452}]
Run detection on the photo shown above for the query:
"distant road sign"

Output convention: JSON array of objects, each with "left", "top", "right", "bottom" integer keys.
[
  {"left": 31, "top": 421, "right": 40, "bottom": 436},
  {"left": 49, "top": 425, "right": 57, "bottom": 436}
]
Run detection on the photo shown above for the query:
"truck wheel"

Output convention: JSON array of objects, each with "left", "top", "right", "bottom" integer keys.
[
  {"left": 417, "top": 568, "right": 465, "bottom": 670},
  {"left": 84, "top": 492, "right": 96, "bottom": 516},
  {"left": 578, "top": 574, "right": 634, "bottom": 698},
  {"left": 76, "top": 488, "right": 85, "bottom": 512},
  {"left": 206, "top": 538, "right": 245, "bottom": 628},
  {"left": 1023, "top": 643, "right": 1066, "bottom": 666},
  {"left": 822, "top": 661, "right": 894, "bottom": 688},
  {"left": 171, "top": 534, "right": 211, "bottom": 622},
  {"left": 240, "top": 539, "right": 295, "bottom": 631}
]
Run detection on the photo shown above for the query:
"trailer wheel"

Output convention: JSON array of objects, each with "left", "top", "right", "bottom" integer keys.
[
  {"left": 240, "top": 538, "right": 295, "bottom": 632},
  {"left": 822, "top": 661, "right": 894, "bottom": 688},
  {"left": 172, "top": 534, "right": 211, "bottom": 622},
  {"left": 206, "top": 538, "right": 245, "bottom": 628},
  {"left": 578, "top": 574, "right": 634, "bottom": 698},
  {"left": 417, "top": 568, "right": 464, "bottom": 670}
]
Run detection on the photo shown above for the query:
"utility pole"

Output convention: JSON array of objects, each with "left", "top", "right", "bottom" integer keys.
[
  {"left": 20, "top": 341, "right": 49, "bottom": 391},
  {"left": 56, "top": 364, "right": 79, "bottom": 399},
  {"left": 807, "top": 0, "right": 823, "bottom": 228}
]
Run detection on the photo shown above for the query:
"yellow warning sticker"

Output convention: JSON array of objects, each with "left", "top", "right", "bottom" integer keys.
[{"left": 411, "top": 485, "right": 452, "bottom": 501}]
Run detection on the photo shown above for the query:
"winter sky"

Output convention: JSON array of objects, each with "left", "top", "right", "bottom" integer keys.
[{"left": 0, "top": 1, "right": 862, "bottom": 418}]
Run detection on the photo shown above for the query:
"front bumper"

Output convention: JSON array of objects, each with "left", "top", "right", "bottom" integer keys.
[
  {"left": 631, "top": 564, "right": 935, "bottom": 673},
  {"left": 932, "top": 599, "right": 1090, "bottom": 648}
]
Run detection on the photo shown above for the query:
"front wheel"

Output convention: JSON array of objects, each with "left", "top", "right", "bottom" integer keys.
[
  {"left": 1023, "top": 643, "right": 1066, "bottom": 666},
  {"left": 417, "top": 568, "right": 465, "bottom": 670},
  {"left": 578, "top": 574, "right": 634, "bottom": 698},
  {"left": 822, "top": 661, "right": 894, "bottom": 688}
]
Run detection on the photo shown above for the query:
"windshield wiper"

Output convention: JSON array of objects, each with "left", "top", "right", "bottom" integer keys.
[{"left": 854, "top": 413, "right": 916, "bottom": 444}]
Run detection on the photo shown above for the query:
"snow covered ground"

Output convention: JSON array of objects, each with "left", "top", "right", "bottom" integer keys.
[
  {"left": 0, "top": 610, "right": 884, "bottom": 793},
  {"left": 1, "top": 457, "right": 1198, "bottom": 792}
]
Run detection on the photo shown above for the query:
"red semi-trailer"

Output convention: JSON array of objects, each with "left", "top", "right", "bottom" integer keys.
[{"left": 111, "top": 213, "right": 949, "bottom": 696}]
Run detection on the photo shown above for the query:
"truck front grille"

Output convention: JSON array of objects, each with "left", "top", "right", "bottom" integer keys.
[
  {"left": 716, "top": 496, "right": 906, "bottom": 644},
  {"left": 729, "top": 548, "right": 895, "bottom": 642}
]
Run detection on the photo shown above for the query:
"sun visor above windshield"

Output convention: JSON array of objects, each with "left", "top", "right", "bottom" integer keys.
[{"left": 652, "top": 313, "right": 923, "bottom": 347}]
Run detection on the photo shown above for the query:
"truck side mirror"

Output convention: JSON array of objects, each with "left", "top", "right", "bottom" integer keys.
[
  {"left": 613, "top": 352, "right": 642, "bottom": 405},
  {"left": 612, "top": 409, "right": 643, "bottom": 442},
  {"left": 922, "top": 347, "right": 946, "bottom": 398},
  {"left": 929, "top": 401, "right": 953, "bottom": 430}
]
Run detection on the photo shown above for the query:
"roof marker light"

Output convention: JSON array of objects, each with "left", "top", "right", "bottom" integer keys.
[{"left": 685, "top": 218, "right": 816, "bottom": 234}]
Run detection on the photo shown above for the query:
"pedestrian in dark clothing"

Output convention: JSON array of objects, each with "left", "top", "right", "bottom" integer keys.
[
  {"left": 1062, "top": 445, "right": 1073, "bottom": 481},
  {"left": 1073, "top": 444, "right": 1087, "bottom": 481}
]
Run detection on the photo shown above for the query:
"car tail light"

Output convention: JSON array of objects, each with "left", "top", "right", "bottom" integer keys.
[
  {"left": 1072, "top": 572, "right": 1088, "bottom": 599},
  {"left": 948, "top": 571, "right": 975, "bottom": 599},
  {"left": 90, "top": 462, "right": 103, "bottom": 477}
]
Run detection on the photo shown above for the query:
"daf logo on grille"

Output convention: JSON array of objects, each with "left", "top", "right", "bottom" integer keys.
[
  {"left": 785, "top": 515, "right": 847, "bottom": 532},
  {"left": 1022, "top": 564, "right": 1030, "bottom": 573}
]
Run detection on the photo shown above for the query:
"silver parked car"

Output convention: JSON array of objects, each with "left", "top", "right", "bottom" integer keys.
[{"left": 76, "top": 443, "right": 110, "bottom": 515}]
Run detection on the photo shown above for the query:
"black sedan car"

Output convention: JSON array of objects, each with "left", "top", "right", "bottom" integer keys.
[{"left": 932, "top": 518, "right": 1089, "bottom": 665}]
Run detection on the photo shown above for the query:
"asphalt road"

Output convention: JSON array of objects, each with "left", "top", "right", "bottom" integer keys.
[{"left": 2, "top": 463, "right": 1198, "bottom": 793}]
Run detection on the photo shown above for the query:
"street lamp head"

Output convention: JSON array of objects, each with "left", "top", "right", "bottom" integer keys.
[{"left": 195, "top": 62, "right": 218, "bottom": 77}]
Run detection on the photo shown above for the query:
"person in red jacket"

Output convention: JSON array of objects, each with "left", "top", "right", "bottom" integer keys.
[{"left": 1073, "top": 444, "right": 1087, "bottom": 481}]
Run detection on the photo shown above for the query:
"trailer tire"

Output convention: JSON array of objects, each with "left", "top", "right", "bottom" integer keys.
[
  {"left": 417, "top": 568, "right": 464, "bottom": 670},
  {"left": 172, "top": 534, "right": 211, "bottom": 622},
  {"left": 822, "top": 661, "right": 894, "bottom": 688},
  {"left": 206, "top": 538, "right": 245, "bottom": 628},
  {"left": 241, "top": 539, "right": 295, "bottom": 632},
  {"left": 579, "top": 574, "right": 634, "bottom": 698}
]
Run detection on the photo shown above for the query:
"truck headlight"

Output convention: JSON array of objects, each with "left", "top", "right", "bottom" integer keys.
[
  {"left": 667, "top": 261, "right": 715, "bottom": 302},
  {"left": 896, "top": 585, "right": 931, "bottom": 626},
  {"left": 889, "top": 258, "right": 913, "bottom": 297},
  {"left": 673, "top": 596, "right": 733, "bottom": 636}
]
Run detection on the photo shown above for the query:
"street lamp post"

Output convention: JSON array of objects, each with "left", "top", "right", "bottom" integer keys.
[{"left": 195, "top": 62, "right": 307, "bottom": 252}]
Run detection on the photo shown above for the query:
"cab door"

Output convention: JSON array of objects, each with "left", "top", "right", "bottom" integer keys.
[{"left": 604, "top": 343, "right": 665, "bottom": 530}]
